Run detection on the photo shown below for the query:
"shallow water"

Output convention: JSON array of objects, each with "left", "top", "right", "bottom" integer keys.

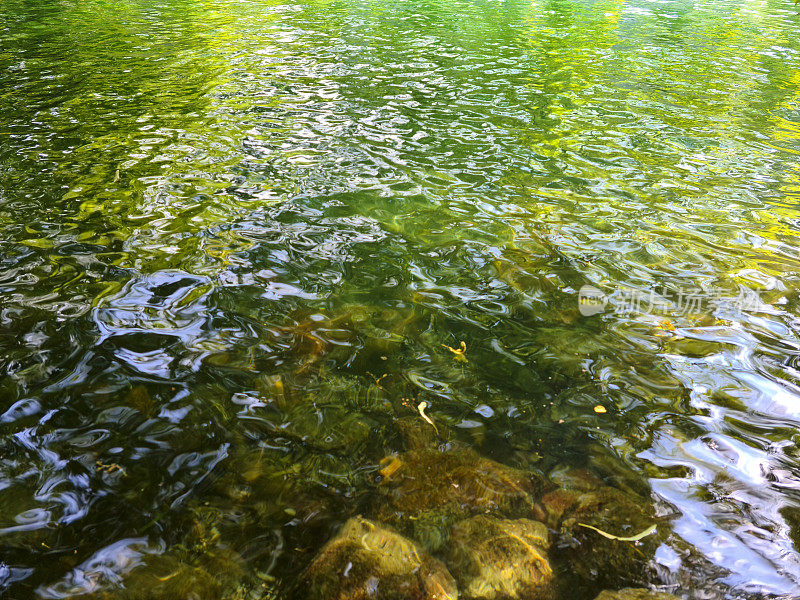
[{"left": 2, "top": 0, "right": 800, "bottom": 597}]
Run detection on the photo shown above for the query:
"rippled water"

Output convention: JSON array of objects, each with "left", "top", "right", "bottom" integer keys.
[{"left": 2, "top": 0, "right": 800, "bottom": 597}]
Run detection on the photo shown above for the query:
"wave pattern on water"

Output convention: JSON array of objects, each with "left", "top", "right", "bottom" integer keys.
[{"left": 2, "top": 0, "right": 800, "bottom": 597}]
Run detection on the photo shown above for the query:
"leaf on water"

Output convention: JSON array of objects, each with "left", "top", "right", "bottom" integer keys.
[
  {"left": 417, "top": 401, "right": 438, "bottom": 435},
  {"left": 442, "top": 341, "right": 468, "bottom": 363},
  {"left": 577, "top": 523, "right": 656, "bottom": 542}
]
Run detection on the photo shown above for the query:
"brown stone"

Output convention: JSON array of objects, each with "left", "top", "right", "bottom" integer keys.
[
  {"left": 298, "top": 516, "right": 457, "bottom": 600},
  {"left": 542, "top": 469, "right": 661, "bottom": 590},
  {"left": 446, "top": 516, "right": 554, "bottom": 600},
  {"left": 376, "top": 445, "right": 543, "bottom": 521}
]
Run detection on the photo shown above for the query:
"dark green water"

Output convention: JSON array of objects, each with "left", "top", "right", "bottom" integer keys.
[{"left": 2, "top": 0, "right": 800, "bottom": 597}]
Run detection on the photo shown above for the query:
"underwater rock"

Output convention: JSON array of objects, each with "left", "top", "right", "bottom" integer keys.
[
  {"left": 446, "top": 515, "right": 554, "bottom": 600},
  {"left": 297, "top": 516, "right": 457, "bottom": 600},
  {"left": 124, "top": 385, "right": 155, "bottom": 416},
  {"left": 280, "top": 401, "right": 373, "bottom": 453},
  {"left": 547, "top": 466, "right": 603, "bottom": 492},
  {"left": 393, "top": 415, "right": 449, "bottom": 450},
  {"left": 374, "top": 445, "right": 544, "bottom": 551},
  {"left": 541, "top": 469, "right": 661, "bottom": 590},
  {"left": 593, "top": 588, "right": 680, "bottom": 600},
  {"left": 377, "top": 445, "right": 542, "bottom": 516},
  {"left": 77, "top": 553, "right": 233, "bottom": 600}
]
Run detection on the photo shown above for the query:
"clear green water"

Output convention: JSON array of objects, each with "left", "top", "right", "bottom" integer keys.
[{"left": 2, "top": 0, "right": 800, "bottom": 597}]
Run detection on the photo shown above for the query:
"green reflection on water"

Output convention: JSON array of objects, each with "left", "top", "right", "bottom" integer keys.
[{"left": 2, "top": 0, "right": 800, "bottom": 597}]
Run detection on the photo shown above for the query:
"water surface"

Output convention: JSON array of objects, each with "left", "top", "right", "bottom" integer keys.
[{"left": 2, "top": 0, "right": 800, "bottom": 597}]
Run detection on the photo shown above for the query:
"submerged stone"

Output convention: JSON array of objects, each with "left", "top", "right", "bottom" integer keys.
[
  {"left": 124, "top": 385, "right": 155, "bottom": 416},
  {"left": 541, "top": 469, "right": 662, "bottom": 590},
  {"left": 373, "top": 444, "right": 545, "bottom": 553},
  {"left": 75, "top": 552, "right": 239, "bottom": 600},
  {"left": 593, "top": 588, "right": 680, "bottom": 600},
  {"left": 446, "top": 515, "right": 554, "bottom": 600},
  {"left": 376, "top": 445, "right": 542, "bottom": 521},
  {"left": 393, "top": 415, "right": 451, "bottom": 450},
  {"left": 298, "top": 516, "right": 457, "bottom": 600}
]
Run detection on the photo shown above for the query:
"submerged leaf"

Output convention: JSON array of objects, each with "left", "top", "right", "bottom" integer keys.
[
  {"left": 417, "top": 401, "right": 438, "bottom": 435},
  {"left": 577, "top": 523, "right": 656, "bottom": 542}
]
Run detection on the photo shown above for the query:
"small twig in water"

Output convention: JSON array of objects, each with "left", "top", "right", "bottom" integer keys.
[
  {"left": 367, "top": 372, "right": 389, "bottom": 390},
  {"left": 577, "top": 523, "right": 656, "bottom": 542}
]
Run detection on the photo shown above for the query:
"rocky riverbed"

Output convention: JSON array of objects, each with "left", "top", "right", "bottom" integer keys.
[{"left": 74, "top": 414, "right": 681, "bottom": 600}]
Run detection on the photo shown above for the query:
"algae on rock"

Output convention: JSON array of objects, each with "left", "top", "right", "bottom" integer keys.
[
  {"left": 73, "top": 551, "right": 244, "bottom": 600},
  {"left": 541, "top": 468, "right": 663, "bottom": 590},
  {"left": 297, "top": 516, "right": 457, "bottom": 600},
  {"left": 446, "top": 515, "right": 555, "bottom": 600},
  {"left": 375, "top": 444, "right": 543, "bottom": 524}
]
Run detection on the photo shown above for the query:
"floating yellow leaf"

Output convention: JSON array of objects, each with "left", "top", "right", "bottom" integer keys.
[
  {"left": 594, "top": 405, "right": 607, "bottom": 414},
  {"left": 442, "top": 341, "right": 468, "bottom": 363},
  {"left": 417, "top": 401, "right": 439, "bottom": 435}
]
